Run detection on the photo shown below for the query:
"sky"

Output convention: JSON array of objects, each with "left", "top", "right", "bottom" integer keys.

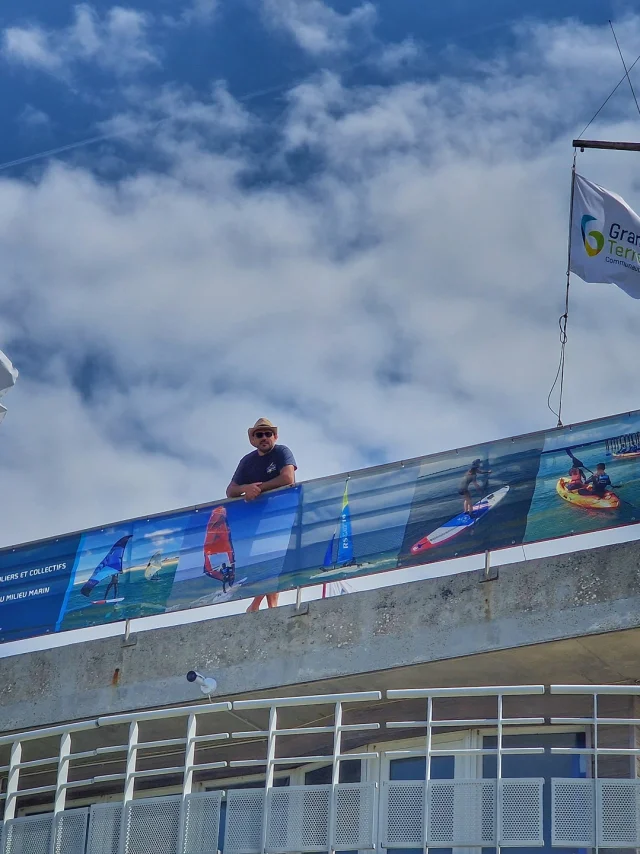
[{"left": 1, "top": 0, "right": 640, "bottom": 552}]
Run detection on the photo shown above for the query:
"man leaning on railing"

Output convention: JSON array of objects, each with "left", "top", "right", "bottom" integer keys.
[{"left": 226, "top": 418, "right": 297, "bottom": 612}]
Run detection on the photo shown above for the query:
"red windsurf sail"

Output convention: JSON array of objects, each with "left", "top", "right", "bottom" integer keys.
[{"left": 203, "top": 506, "right": 235, "bottom": 582}]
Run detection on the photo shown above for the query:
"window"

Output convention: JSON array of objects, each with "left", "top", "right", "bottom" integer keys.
[
  {"left": 482, "top": 732, "right": 586, "bottom": 854},
  {"left": 304, "top": 759, "right": 362, "bottom": 785},
  {"left": 387, "top": 754, "right": 455, "bottom": 854}
]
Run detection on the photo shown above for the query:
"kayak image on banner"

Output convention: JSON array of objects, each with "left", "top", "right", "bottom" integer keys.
[
  {"left": 278, "top": 464, "right": 420, "bottom": 587},
  {"left": 0, "top": 533, "right": 81, "bottom": 643},
  {"left": 398, "top": 433, "right": 544, "bottom": 567},
  {"left": 58, "top": 515, "right": 185, "bottom": 631},
  {"left": 525, "top": 411, "right": 640, "bottom": 545},
  {"left": 166, "top": 486, "right": 301, "bottom": 611}
]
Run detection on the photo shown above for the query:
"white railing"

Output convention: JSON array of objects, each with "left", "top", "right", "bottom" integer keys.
[{"left": 1, "top": 685, "right": 640, "bottom": 853}]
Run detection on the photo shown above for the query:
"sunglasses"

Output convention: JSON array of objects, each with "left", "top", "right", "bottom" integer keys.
[{"left": 254, "top": 431, "right": 274, "bottom": 439}]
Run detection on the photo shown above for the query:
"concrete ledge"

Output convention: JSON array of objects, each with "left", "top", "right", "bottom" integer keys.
[{"left": 1, "top": 538, "right": 640, "bottom": 731}]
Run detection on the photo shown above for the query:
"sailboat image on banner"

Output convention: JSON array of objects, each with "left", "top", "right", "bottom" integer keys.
[
  {"left": 202, "top": 506, "right": 247, "bottom": 600},
  {"left": 311, "top": 481, "right": 363, "bottom": 579},
  {"left": 80, "top": 535, "right": 131, "bottom": 602}
]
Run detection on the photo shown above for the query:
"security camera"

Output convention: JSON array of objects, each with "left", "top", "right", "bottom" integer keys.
[{"left": 186, "top": 670, "right": 218, "bottom": 696}]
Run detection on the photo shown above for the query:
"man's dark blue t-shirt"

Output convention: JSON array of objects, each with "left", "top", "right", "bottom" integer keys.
[{"left": 232, "top": 445, "right": 297, "bottom": 486}]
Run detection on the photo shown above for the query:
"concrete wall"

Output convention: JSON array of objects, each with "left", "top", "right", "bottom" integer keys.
[{"left": 1, "top": 539, "right": 640, "bottom": 733}]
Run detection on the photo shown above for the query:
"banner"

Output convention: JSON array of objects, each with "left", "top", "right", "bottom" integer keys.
[
  {"left": 2, "top": 409, "right": 640, "bottom": 642},
  {"left": 570, "top": 173, "right": 640, "bottom": 298}
]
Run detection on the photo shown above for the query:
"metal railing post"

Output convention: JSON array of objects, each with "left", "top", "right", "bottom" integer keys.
[
  {"left": 330, "top": 701, "right": 343, "bottom": 854},
  {"left": 496, "top": 693, "right": 503, "bottom": 854},
  {"left": 260, "top": 706, "right": 277, "bottom": 854},
  {"left": 3, "top": 740, "right": 22, "bottom": 821},
  {"left": 424, "top": 695, "right": 433, "bottom": 852},
  {"left": 118, "top": 720, "right": 139, "bottom": 854}
]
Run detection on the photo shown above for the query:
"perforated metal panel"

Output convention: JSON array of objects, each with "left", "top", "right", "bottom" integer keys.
[
  {"left": 331, "top": 783, "right": 376, "bottom": 850},
  {"left": 87, "top": 803, "right": 122, "bottom": 854},
  {"left": 223, "top": 789, "right": 264, "bottom": 854},
  {"left": 266, "top": 785, "right": 330, "bottom": 853},
  {"left": 551, "top": 778, "right": 595, "bottom": 847},
  {"left": 597, "top": 779, "right": 640, "bottom": 848},
  {"left": 427, "top": 780, "right": 496, "bottom": 846},
  {"left": 380, "top": 781, "right": 425, "bottom": 848},
  {"left": 500, "top": 779, "right": 544, "bottom": 847},
  {"left": 123, "top": 795, "right": 182, "bottom": 854},
  {"left": 53, "top": 809, "right": 89, "bottom": 854},
  {"left": 181, "top": 791, "right": 223, "bottom": 854},
  {"left": 2, "top": 814, "right": 53, "bottom": 854}
]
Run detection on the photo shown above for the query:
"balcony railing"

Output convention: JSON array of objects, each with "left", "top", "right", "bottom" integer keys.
[{"left": 1, "top": 685, "right": 640, "bottom": 853}]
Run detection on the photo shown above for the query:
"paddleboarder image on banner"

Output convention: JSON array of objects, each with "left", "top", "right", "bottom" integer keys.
[{"left": 458, "top": 459, "right": 492, "bottom": 516}]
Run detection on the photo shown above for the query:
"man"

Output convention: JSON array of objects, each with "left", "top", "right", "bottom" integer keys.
[
  {"left": 227, "top": 418, "right": 297, "bottom": 611},
  {"left": 105, "top": 573, "right": 119, "bottom": 600},
  {"left": 582, "top": 463, "right": 612, "bottom": 497}
]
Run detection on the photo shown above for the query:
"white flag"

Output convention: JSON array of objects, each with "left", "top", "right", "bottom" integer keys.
[
  {"left": 570, "top": 173, "right": 640, "bottom": 298},
  {"left": 0, "top": 348, "right": 18, "bottom": 423}
]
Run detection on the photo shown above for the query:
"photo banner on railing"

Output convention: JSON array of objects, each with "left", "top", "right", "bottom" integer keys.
[{"left": 1, "top": 409, "right": 640, "bottom": 642}]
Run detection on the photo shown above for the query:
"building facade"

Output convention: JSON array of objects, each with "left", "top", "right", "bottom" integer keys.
[{"left": 1, "top": 538, "right": 640, "bottom": 854}]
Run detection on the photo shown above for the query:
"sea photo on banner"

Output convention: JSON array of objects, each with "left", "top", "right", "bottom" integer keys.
[
  {"left": 165, "top": 485, "right": 301, "bottom": 611},
  {"left": 277, "top": 463, "right": 420, "bottom": 588},
  {"left": 525, "top": 410, "right": 640, "bottom": 544},
  {"left": 398, "top": 432, "right": 544, "bottom": 566},
  {"left": 58, "top": 513, "right": 186, "bottom": 632}
]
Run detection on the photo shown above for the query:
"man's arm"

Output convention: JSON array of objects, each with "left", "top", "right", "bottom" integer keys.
[
  {"left": 227, "top": 458, "right": 250, "bottom": 498},
  {"left": 227, "top": 481, "right": 263, "bottom": 500},
  {"left": 259, "top": 466, "right": 296, "bottom": 494},
  {"left": 226, "top": 481, "right": 245, "bottom": 499}
]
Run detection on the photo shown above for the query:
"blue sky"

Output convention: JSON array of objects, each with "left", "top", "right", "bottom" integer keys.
[
  {"left": 0, "top": 0, "right": 628, "bottom": 172},
  {"left": 2, "top": 0, "right": 640, "bottom": 549}
]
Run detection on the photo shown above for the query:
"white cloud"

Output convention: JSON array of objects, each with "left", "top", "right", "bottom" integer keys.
[
  {"left": 162, "top": 0, "right": 218, "bottom": 28},
  {"left": 261, "top": 0, "right": 376, "bottom": 55},
  {"left": 181, "top": 0, "right": 218, "bottom": 25},
  {"left": 1, "top": 16, "right": 640, "bottom": 550},
  {"left": 376, "top": 38, "right": 420, "bottom": 72},
  {"left": 2, "top": 26, "right": 62, "bottom": 72},
  {"left": 2, "top": 4, "right": 158, "bottom": 77},
  {"left": 17, "top": 105, "right": 51, "bottom": 130}
]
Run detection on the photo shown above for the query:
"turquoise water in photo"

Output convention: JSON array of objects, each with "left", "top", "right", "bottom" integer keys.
[{"left": 525, "top": 441, "right": 640, "bottom": 544}]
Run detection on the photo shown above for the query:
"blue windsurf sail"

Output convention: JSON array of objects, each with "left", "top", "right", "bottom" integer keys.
[
  {"left": 81, "top": 535, "right": 132, "bottom": 597},
  {"left": 323, "top": 531, "right": 336, "bottom": 568},
  {"left": 336, "top": 482, "right": 354, "bottom": 565}
]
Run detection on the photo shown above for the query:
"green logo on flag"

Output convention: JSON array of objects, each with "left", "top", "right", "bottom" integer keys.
[{"left": 581, "top": 214, "right": 604, "bottom": 257}]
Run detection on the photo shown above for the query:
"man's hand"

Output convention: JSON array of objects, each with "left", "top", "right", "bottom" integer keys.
[{"left": 243, "top": 482, "right": 262, "bottom": 501}]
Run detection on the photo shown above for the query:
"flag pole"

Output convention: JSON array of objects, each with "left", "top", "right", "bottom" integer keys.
[{"left": 557, "top": 152, "right": 577, "bottom": 428}]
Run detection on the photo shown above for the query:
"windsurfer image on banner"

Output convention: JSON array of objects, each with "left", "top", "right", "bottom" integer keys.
[
  {"left": 80, "top": 535, "right": 131, "bottom": 601},
  {"left": 203, "top": 507, "right": 236, "bottom": 593}
]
